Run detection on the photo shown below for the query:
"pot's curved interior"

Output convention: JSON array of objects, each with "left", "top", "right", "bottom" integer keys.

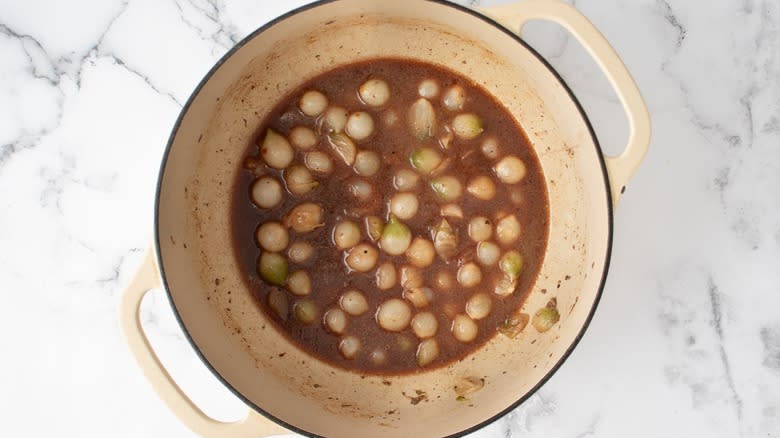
[{"left": 156, "top": 0, "right": 611, "bottom": 436}]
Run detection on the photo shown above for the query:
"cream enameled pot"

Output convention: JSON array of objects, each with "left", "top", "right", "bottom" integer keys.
[{"left": 121, "top": 0, "right": 650, "bottom": 436}]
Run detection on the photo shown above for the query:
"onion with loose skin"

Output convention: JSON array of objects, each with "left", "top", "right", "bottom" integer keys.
[
  {"left": 365, "top": 216, "right": 384, "bottom": 242},
  {"left": 452, "top": 314, "right": 478, "bottom": 342},
  {"left": 430, "top": 176, "right": 463, "bottom": 201},
  {"left": 434, "top": 269, "right": 455, "bottom": 291},
  {"left": 327, "top": 132, "right": 356, "bottom": 165},
  {"left": 299, "top": 90, "right": 328, "bottom": 116},
  {"left": 433, "top": 219, "right": 457, "bottom": 261},
  {"left": 467, "top": 176, "right": 496, "bottom": 200},
  {"left": 323, "top": 308, "right": 347, "bottom": 334},
  {"left": 345, "top": 244, "right": 379, "bottom": 273},
  {"left": 260, "top": 129, "right": 294, "bottom": 169},
  {"left": 333, "top": 220, "right": 361, "bottom": 250},
  {"left": 339, "top": 335, "right": 360, "bottom": 359},
  {"left": 468, "top": 216, "right": 492, "bottom": 242},
  {"left": 346, "top": 111, "right": 375, "bottom": 141},
  {"left": 494, "top": 156, "right": 527, "bottom": 184},
  {"left": 375, "top": 262, "right": 397, "bottom": 290},
  {"left": 481, "top": 137, "right": 500, "bottom": 160},
  {"left": 440, "top": 204, "right": 463, "bottom": 220},
  {"left": 496, "top": 214, "right": 521, "bottom": 245},
  {"left": 256, "top": 222, "right": 289, "bottom": 252},
  {"left": 340, "top": 289, "right": 369, "bottom": 316},
  {"left": 289, "top": 126, "right": 317, "bottom": 150},
  {"left": 347, "top": 178, "right": 373, "bottom": 202},
  {"left": 322, "top": 106, "right": 348, "bottom": 133},
  {"left": 251, "top": 177, "right": 283, "bottom": 209},
  {"left": 399, "top": 265, "right": 423, "bottom": 289},
  {"left": 304, "top": 151, "right": 334, "bottom": 174},
  {"left": 411, "top": 312, "right": 439, "bottom": 338},
  {"left": 284, "top": 203, "right": 324, "bottom": 233},
  {"left": 532, "top": 305, "right": 560, "bottom": 333},
  {"left": 359, "top": 79, "right": 390, "bottom": 107},
  {"left": 288, "top": 241, "right": 313, "bottom": 263},
  {"left": 390, "top": 192, "right": 419, "bottom": 220},
  {"left": 416, "top": 338, "right": 440, "bottom": 367},
  {"left": 376, "top": 298, "right": 412, "bottom": 332}
]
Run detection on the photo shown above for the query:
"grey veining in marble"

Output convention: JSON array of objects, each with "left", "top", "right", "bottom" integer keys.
[{"left": 1, "top": 0, "right": 778, "bottom": 436}]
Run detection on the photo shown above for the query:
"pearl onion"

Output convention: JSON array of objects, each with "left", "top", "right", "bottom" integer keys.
[
  {"left": 260, "top": 129, "right": 294, "bottom": 169},
  {"left": 255, "top": 222, "right": 289, "bottom": 252},
  {"left": 393, "top": 169, "right": 419, "bottom": 190},
  {"left": 418, "top": 79, "right": 440, "bottom": 98},
  {"left": 299, "top": 90, "right": 328, "bottom": 116},
  {"left": 304, "top": 151, "right": 334, "bottom": 174},
  {"left": 333, "top": 220, "right": 361, "bottom": 250},
  {"left": 288, "top": 241, "right": 314, "bottom": 263},
  {"left": 442, "top": 85, "right": 466, "bottom": 111},
  {"left": 289, "top": 126, "right": 317, "bottom": 150},
  {"left": 251, "top": 177, "right": 283, "bottom": 209},
  {"left": 496, "top": 214, "right": 521, "bottom": 245},
  {"left": 452, "top": 314, "right": 478, "bottom": 342},
  {"left": 345, "top": 243, "right": 378, "bottom": 273},
  {"left": 457, "top": 263, "right": 482, "bottom": 288},
  {"left": 494, "top": 156, "right": 527, "bottom": 184},
  {"left": 324, "top": 308, "right": 347, "bottom": 334},
  {"left": 468, "top": 216, "right": 493, "bottom": 242},
  {"left": 376, "top": 298, "right": 412, "bottom": 332},
  {"left": 465, "top": 293, "right": 492, "bottom": 320},
  {"left": 340, "top": 289, "right": 369, "bottom": 316},
  {"left": 346, "top": 111, "right": 375, "bottom": 141},
  {"left": 354, "top": 150, "right": 381, "bottom": 176},
  {"left": 476, "top": 241, "right": 501, "bottom": 266},
  {"left": 416, "top": 338, "right": 440, "bottom": 367},
  {"left": 339, "top": 335, "right": 360, "bottom": 359},
  {"left": 287, "top": 270, "right": 311, "bottom": 296},
  {"left": 405, "top": 237, "right": 435, "bottom": 268},
  {"left": 284, "top": 165, "right": 318, "bottom": 195},
  {"left": 293, "top": 299, "right": 318, "bottom": 324},
  {"left": 390, "top": 192, "right": 419, "bottom": 220},
  {"left": 467, "top": 176, "right": 497, "bottom": 200},
  {"left": 375, "top": 262, "right": 397, "bottom": 290}
]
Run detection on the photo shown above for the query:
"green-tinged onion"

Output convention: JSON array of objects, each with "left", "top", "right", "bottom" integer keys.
[
  {"left": 409, "top": 147, "right": 442, "bottom": 174},
  {"left": 416, "top": 338, "right": 440, "bottom": 367},
  {"left": 258, "top": 252, "right": 288, "bottom": 286},
  {"left": 451, "top": 113, "right": 484, "bottom": 140},
  {"left": 498, "top": 311, "right": 530, "bottom": 338},
  {"left": 380, "top": 216, "right": 412, "bottom": 256}
]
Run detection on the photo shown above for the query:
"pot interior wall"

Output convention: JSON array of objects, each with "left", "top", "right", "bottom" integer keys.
[{"left": 156, "top": 0, "right": 611, "bottom": 436}]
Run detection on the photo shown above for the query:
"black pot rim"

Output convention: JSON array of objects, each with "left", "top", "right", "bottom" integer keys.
[{"left": 153, "top": 1, "right": 614, "bottom": 436}]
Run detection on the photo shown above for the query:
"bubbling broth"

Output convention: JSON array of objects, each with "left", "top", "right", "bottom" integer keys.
[{"left": 231, "top": 59, "right": 549, "bottom": 373}]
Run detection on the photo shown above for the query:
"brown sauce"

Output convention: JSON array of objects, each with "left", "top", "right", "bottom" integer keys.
[{"left": 231, "top": 58, "right": 549, "bottom": 373}]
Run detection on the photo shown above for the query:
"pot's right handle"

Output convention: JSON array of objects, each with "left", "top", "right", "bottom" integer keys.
[
  {"left": 480, "top": 0, "right": 651, "bottom": 206},
  {"left": 120, "top": 249, "right": 289, "bottom": 438}
]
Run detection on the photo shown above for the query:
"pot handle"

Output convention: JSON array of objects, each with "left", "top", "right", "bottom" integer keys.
[
  {"left": 120, "top": 249, "right": 289, "bottom": 437},
  {"left": 480, "top": 0, "right": 651, "bottom": 206}
]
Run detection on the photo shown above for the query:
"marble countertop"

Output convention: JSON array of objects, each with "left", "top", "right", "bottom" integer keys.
[{"left": 1, "top": 0, "right": 778, "bottom": 436}]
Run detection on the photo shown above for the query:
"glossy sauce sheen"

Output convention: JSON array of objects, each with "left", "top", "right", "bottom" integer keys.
[{"left": 231, "top": 59, "right": 549, "bottom": 373}]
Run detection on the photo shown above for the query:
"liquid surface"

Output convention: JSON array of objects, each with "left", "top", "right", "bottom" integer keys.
[{"left": 231, "top": 59, "right": 549, "bottom": 373}]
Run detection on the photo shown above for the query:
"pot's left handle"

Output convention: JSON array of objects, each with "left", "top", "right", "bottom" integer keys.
[{"left": 120, "top": 249, "right": 289, "bottom": 438}]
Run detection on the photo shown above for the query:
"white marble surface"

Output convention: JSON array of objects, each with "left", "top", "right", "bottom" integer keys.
[{"left": 1, "top": 0, "right": 778, "bottom": 436}]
